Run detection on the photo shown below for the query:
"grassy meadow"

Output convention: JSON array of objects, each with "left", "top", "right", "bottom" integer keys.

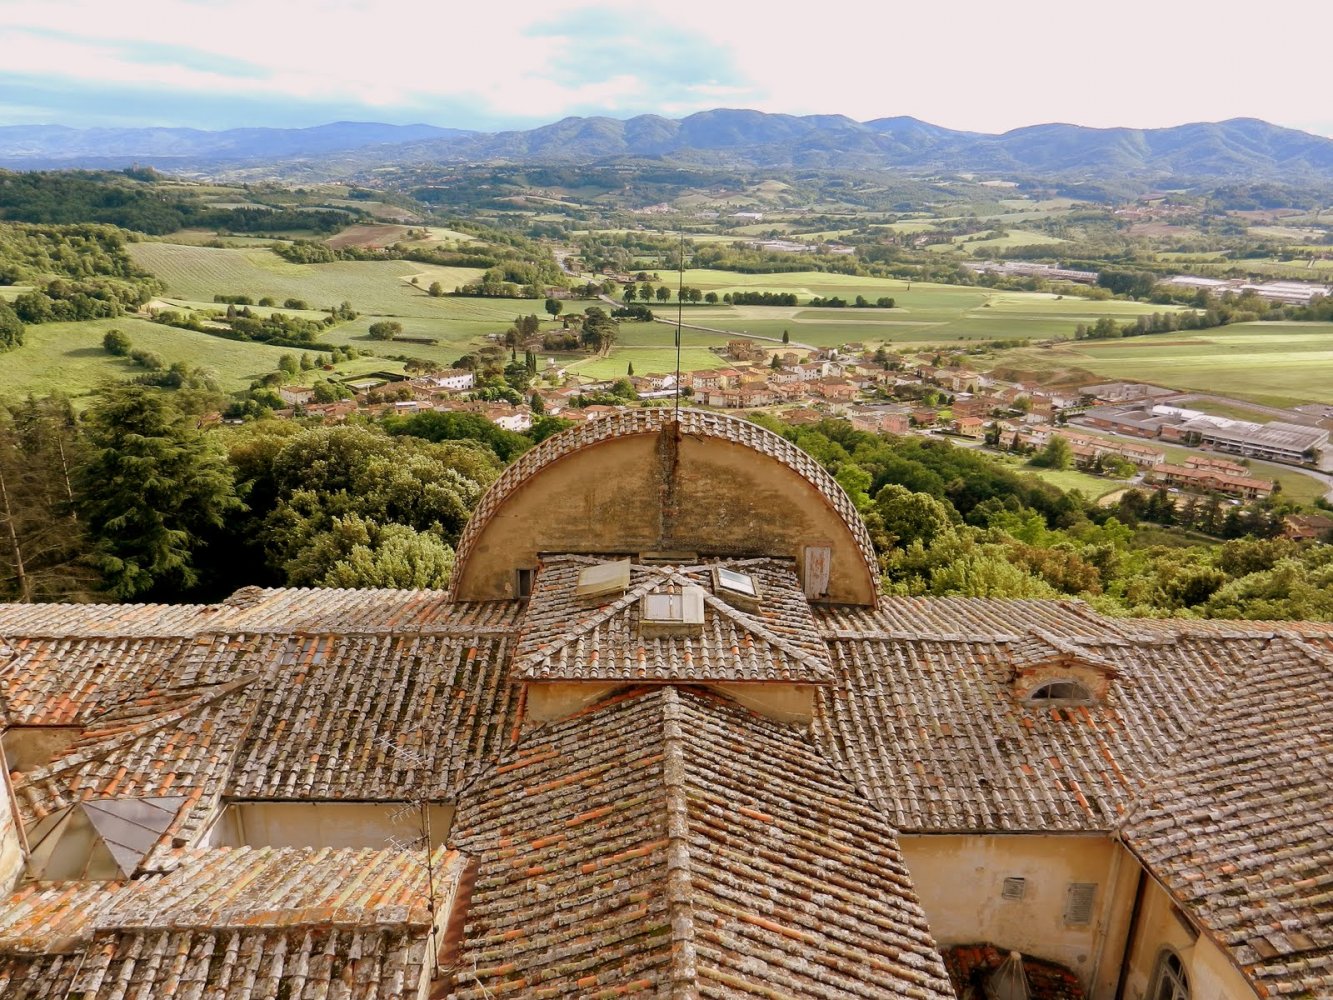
[
  {"left": 996, "top": 322, "right": 1333, "bottom": 408},
  {"left": 596, "top": 273, "right": 1188, "bottom": 359},
  {"left": 0, "top": 317, "right": 378, "bottom": 401},
  {"left": 126, "top": 243, "right": 488, "bottom": 318}
]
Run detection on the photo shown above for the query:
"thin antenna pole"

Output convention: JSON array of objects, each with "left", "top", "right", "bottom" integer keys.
[{"left": 675, "top": 234, "right": 684, "bottom": 421}]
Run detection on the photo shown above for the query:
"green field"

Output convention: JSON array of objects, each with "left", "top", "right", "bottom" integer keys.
[
  {"left": 1017, "top": 465, "right": 1128, "bottom": 499},
  {"left": 936, "top": 229, "right": 1070, "bottom": 254},
  {"left": 127, "top": 243, "right": 487, "bottom": 318},
  {"left": 572, "top": 271, "right": 1191, "bottom": 374},
  {"left": 621, "top": 276, "right": 1184, "bottom": 349},
  {"left": 998, "top": 322, "right": 1333, "bottom": 407},
  {"left": 0, "top": 317, "right": 377, "bottom": 401},
  {"left": 569, "top": 348, "right": 723, "bottom": 380},
  {"left": 120, "top": 241, "right": 581, "bottom": 369}
]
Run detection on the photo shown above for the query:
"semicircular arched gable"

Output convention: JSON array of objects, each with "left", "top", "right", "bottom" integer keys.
[{"left": 449, "top": 409, "right": 878, "bottom": 605}]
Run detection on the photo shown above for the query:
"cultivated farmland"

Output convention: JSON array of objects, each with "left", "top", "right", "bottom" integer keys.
[
  {"left": 126, "top": 243, "right": 487, "bottom": 318},
  {"left": 997, "top": 322, "right": 1333, "bottom": 407}
]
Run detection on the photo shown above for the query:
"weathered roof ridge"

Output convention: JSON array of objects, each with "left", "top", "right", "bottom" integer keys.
[
  {"left": 449, "top": 685, "right": 953, "bottom": 998},
  {"left": 695, "top": 585, "right": 834, "bottom": 680},
  {"left": 512, "top": 562, "right": 667, "bottom": 674},
  {"left": 1116, "top": 634, "right": 1333, "bottom": 998},
  {"left": 660, "top": 686, "right": 700, "bottom": 995},
  {"left": 516, "top": 561, "right": 833, "bottom": 683},
  {"left": 101, "top": 845, "right": 458, "bottom": 932}
]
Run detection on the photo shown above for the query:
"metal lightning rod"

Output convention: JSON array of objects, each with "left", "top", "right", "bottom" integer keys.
[{"left": 675, "top": 234, "right": 685, "bottom": 421}]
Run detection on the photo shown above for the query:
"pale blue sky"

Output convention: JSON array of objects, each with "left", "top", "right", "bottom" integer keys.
[{"left": 2, "top": 0, "right": 1331, "bottom": 137}]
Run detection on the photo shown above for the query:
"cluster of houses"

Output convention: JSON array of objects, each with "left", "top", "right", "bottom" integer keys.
[{"left": 265, "top": 343, "right": 1329, "bottom": 523}]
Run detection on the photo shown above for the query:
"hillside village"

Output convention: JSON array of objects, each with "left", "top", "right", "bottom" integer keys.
[{"left": 268, "top": 330, "right": 1333, "bottom": 538}]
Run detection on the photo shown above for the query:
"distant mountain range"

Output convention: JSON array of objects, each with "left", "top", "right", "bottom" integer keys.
[{"left": 4, "top": 111, "right": 1333, "bottom": 183}]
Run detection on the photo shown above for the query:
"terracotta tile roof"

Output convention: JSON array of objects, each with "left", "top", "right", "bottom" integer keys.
[
  {"left": 71, "top": 925, "right": 434, "bottom": 999},
  {"left": 13, "top": 675, "right": 264, "bottom": 871},
  {"left": 226, "top": 632, "right": 520, "bottom": 801},
  {"left": 0, "top": 589, "right": 520, "bottom": 640},
  {"left": 817, "top": 595, "right": 1117, "bottom": 640},
  {"left": 449, "top": 408, "right": 879, "bottom": 600},
  {"left": 0, "top": 601, "right": 230, "bottom": 639},
  {"left": 0, "top": 847, "right": 455, "bottom": 999},
  {"left": 0, "top": 953, "right": 82, "bottom": 998},
  {"left": 0, "top": 881, "right": 122, "bottom": 954},
  {"left": 1, "top": 633, "right": 274, "bottom": 727},
  {"left": 812, "top": 633, "right": 1254, "bottom": 832},
  {"left": 448, "top": 686, "right": 953, "bottom": 1000},
  {"left": 215, "top": 587, "right": 520, "bottom": 634},
  {"left": 514, "top": 556, "right": 832, "bottom": 684},
  {"left": 103, "top": 845, "right": 457, "bottom": 930},
  {"left": 1120, "top": 637, "right": 1333, "bottom": 998}
]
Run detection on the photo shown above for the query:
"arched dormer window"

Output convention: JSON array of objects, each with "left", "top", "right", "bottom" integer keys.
[
  {"left": 1026, "top": 679, "right": 1095, "bottom": 705},
  {"left": 1151, "top": 949, "right": 1189, "bottom": 1000}
]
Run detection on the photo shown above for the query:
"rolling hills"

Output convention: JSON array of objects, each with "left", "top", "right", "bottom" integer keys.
[{"left": 5, "top": 111, "right": 1333, "bottom": 184}]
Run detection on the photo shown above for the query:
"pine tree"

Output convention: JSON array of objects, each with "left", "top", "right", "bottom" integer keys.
[{"left": 77, "top": 386, "right": 243, "bottom": 599}]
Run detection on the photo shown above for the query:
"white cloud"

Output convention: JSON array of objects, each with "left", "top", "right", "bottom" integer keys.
[{"left": 1, "top": 0, "right": 1331, "bottom": 134}]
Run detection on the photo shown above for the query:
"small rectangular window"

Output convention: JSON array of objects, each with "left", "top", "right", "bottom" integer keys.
[
  {"left": 1001, "top": 876, "right": 1026, "bottom": 901},
  {"left": 1064, "top": 882, "right": 1097, "bottom": 925},
  {"left": 515, "top": 568, "right": 534, "bottom": 599}
]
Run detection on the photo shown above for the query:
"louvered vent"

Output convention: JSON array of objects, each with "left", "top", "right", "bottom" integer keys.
[
  {"left": 1064, "top": 882, "right": 1097, "bottom": 925},
  {"left": 1001, "top": 876, "right": 1026, "bottom": 901}
]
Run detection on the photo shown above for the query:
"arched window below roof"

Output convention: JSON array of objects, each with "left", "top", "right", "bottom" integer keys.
[
  {"left": 1151, "top": 949, "right": 1190, "bottom": 1000},
  {"left": 1026, "top": 679, "right": 1095, "bottom": 705}
]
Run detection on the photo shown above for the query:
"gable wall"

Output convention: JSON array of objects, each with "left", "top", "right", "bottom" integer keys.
[{"left": 453, "top": 433, "right": 875, "bottom": 603}]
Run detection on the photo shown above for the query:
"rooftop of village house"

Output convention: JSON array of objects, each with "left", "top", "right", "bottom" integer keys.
[{"left": 0, "top": 409, "right": 1330, "bottom": 999}]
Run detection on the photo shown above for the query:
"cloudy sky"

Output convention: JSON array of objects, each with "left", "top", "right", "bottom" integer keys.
[{"left": 2, "top": 0, "right": 1331, "bottom": 137}]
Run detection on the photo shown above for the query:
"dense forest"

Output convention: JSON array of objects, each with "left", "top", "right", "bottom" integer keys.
[{"left": 0, "top": 170, "right": 359, "bottom": 235}]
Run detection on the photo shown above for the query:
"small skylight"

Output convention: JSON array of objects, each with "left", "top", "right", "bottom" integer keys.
[
  {"left": 575, "top": 560, "right": 631, "bottom": 600},
  {"left": 713, "top": 567, "right": 759, "bottom": 599}
]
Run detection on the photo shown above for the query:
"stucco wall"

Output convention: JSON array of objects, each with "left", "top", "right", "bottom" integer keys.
[
  {"left": 453, "top": 431, "right": 875, "bottom": 604},
  {"left": 209, "top": 801, "right": 454, "bottom": 851},
  {"left": 0, "top": 749, "right": 25, "bottom": 891},
  {"left": 899, "top": 834, "right": 1140, "bottom": 999},
  {"left": 1120, "top": 877, "right": 1258, "bottom": 1000}
]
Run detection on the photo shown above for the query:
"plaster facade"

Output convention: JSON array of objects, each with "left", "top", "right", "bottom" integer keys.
[
  {"left": 451, "top": 412, "right": 878, "bottom": 605},
  {"left": 209, "top": 802, "right": 455, "bottom": 851},
  {"left": 900, "top": 834, "right": 1140, "bottom": 999},
  {"left": 1120, "top": 877, "right": 1259, "bottom": 1000}
]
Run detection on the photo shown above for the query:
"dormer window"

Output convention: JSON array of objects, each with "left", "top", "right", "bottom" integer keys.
[
  {"left": 576, "top": 560, "right": 631, "bottom": 600},
  {"left": 1007, "top": 631, "right": 1118, "bottom": 706},
  {"left": 1027, "top": 679, "right": 1095, "bottom": 705},
  {"left": 640, "top": 586, "right": 705, "bottom": 637}
]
